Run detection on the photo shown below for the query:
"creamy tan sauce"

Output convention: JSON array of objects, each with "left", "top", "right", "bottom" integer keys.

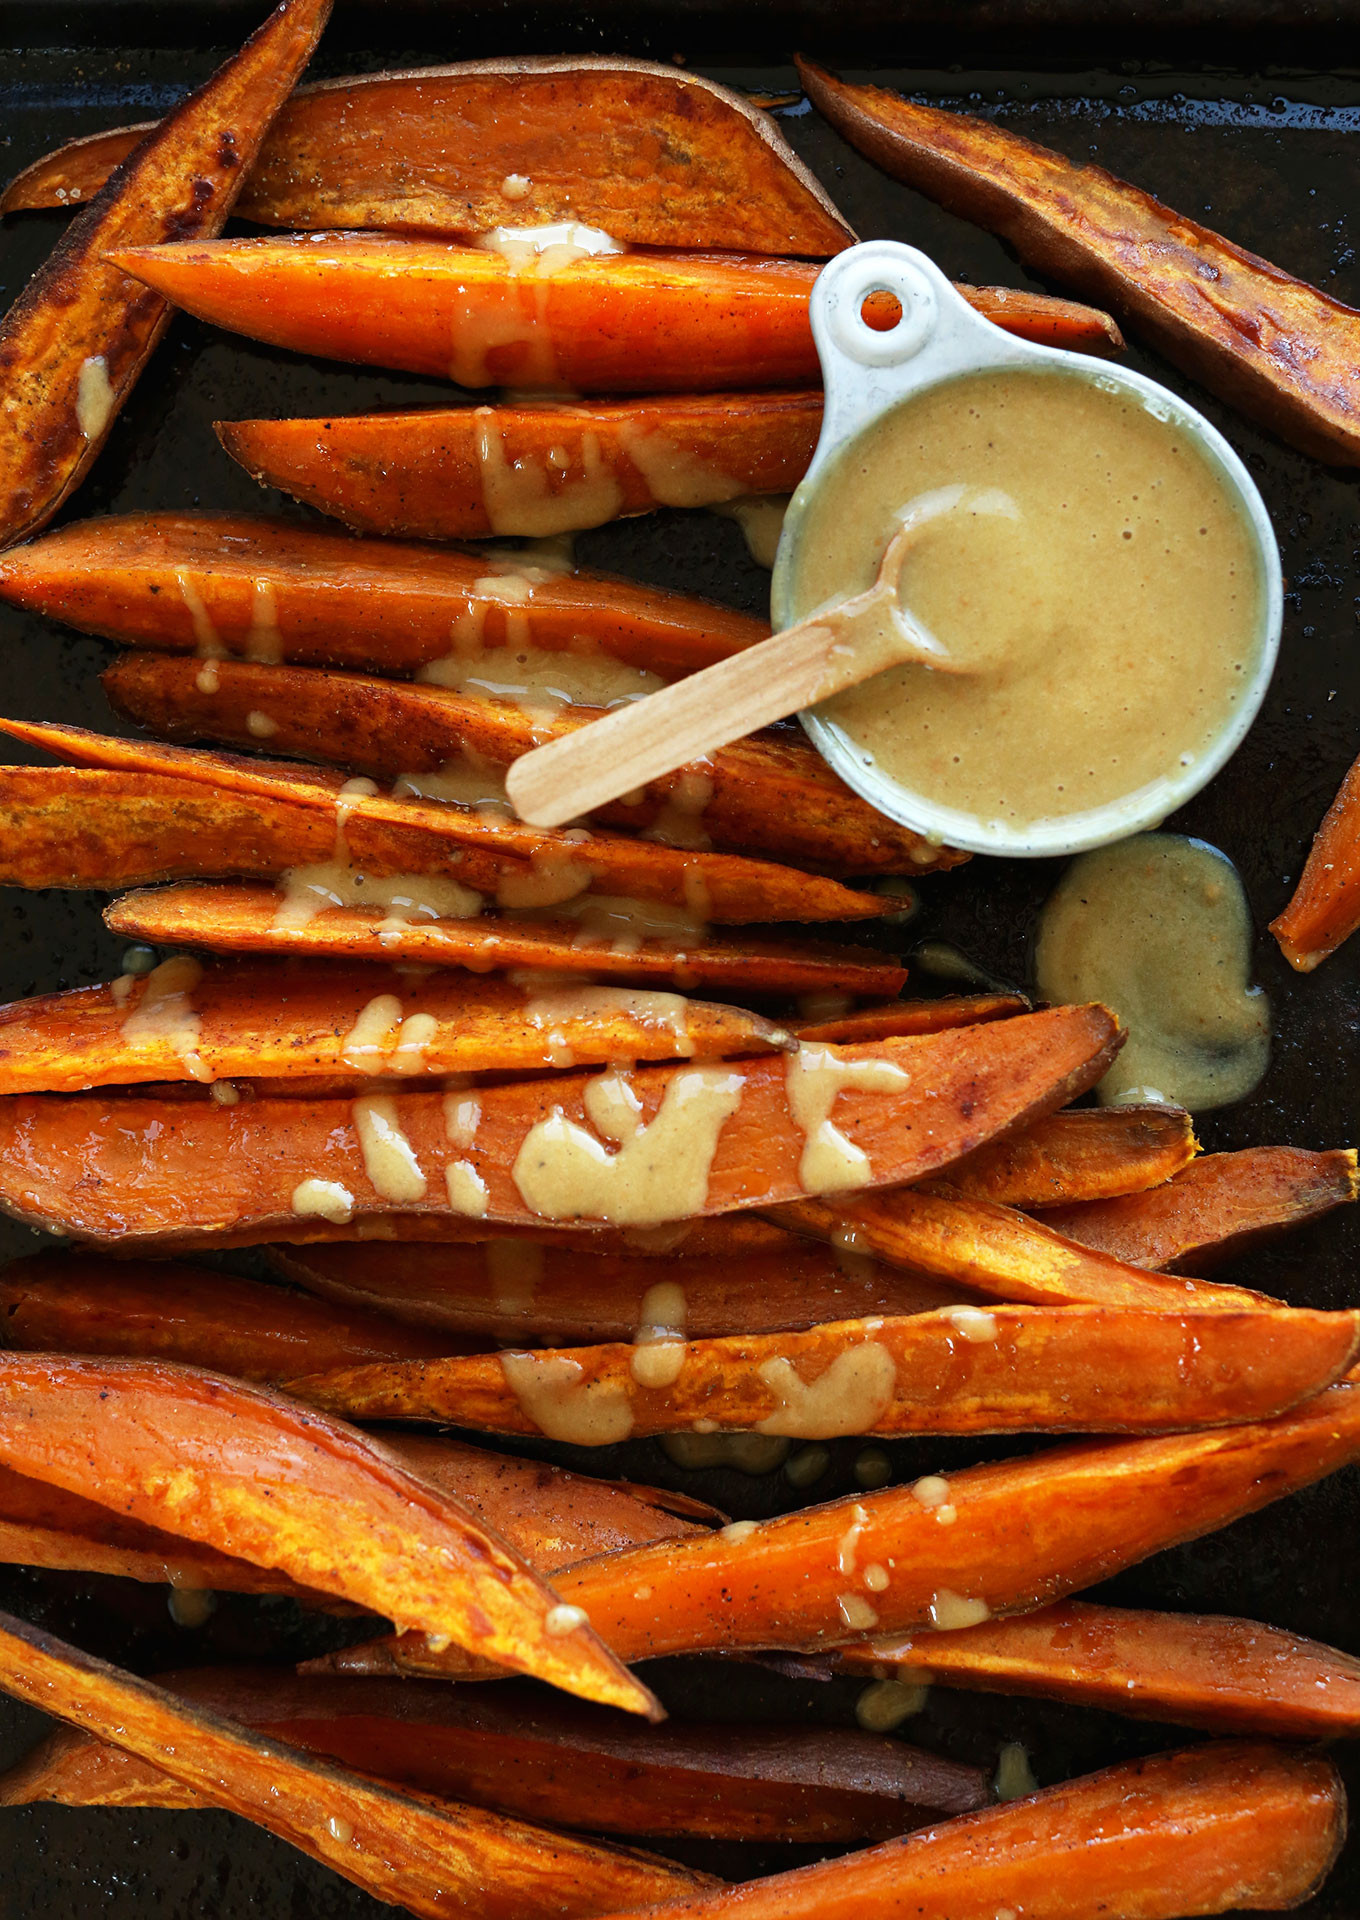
[
  {"left": 755, "top": 1342, "right": 897, "bottom": 1437},
  {"left": 641, "top": 768, "right": 715, "bottom": 852},
  {"left": 291, "top": 1177, "right": 355, "bottom": 1223},
  {"left": 855, "top": 1679, "right": 929, "bottom": 1730},
  {"left": 272, "top": 865, "right": 484, "bottom": 934},
  {"left": 176, "top": 569, "right": 223, "bottom": 659},
  {"left": 475, "top": 408, "right": 624, "bottom": 536},
  {"left": 419, "top": 641, "right": 663, "bottom": 716},
  {"left": 660, "top": 1432, "right": 792, "bottom": 1473},
  {"left": 393, "top": 756, "right": 511, "bottom": 812},
  {"left": 789, "top": 370, "right": 1265, "bottom": 832},
  {"left": 517, "top": 977, "right": 694, "bottom": 1057},
  {"left": 785, "top": 1046, "right": 909, "bottom": 1194},
  {"left": 75, "top": 354, "right": 115, "bottom": 440},
  {"left": 512, "top": 1066, "right": 744, "bottom": 1225},
  {"left": 121, "top": 955, "right": 209, "bottom": 1081},
  {"left": 928, "top": 1589, "right": 991, "bottom": 1631},
  {"left": 246, "top": 578, "right": 282, "bottom": 663},
  {"left": 717, "top": 494, "right": 790, "bottom": 568},
  {"left": 352, "top": 1093, "right": 427, "bottom": 1203},
  {"left": 500, "top": 1351, "right": 635, "bottom": 1445},
  {"left": 1035, "top": 832, "right": 1270, "bottom": 1110},
  {"left": 631, "top": 1278, "right": 688, "bottom": 1389},
  {"left": 445, "top": 1160, "right": 490, "bottom": 1216},
  {"left": 619, "top": 427, "right": 739, "bottom": 509},
  {"left": 495, "top": 851, "right": 594, "bottom": 911}
]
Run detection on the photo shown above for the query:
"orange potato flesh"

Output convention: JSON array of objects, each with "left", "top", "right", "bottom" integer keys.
[
  {"left": 516, "top": 1743, "right": 1345, "bottom": 1920},
  {"left": 268, "top": 1238, "right": 965, "bottom": 1343},
  {"left": 103, "top": 650, "right": 961, "bottom": 877},
  {"left": 289, "top": 1302, "right": 1360, "bottom": 1438},
  {"left": 0, "top": 1669, "right": 987, "bottom": 1843},
  {"left": 0, "top": 1010, "right": 1121, "bottom": 1245},
  {"left": 0, "top": 957, "right": 786, "bottom": 1095},
  {"left": 0, "top": 723, "right": 890, "bottom": 925},
  {"left": 107, "top": 236, "right": 1123, "bottom": 393},
  {"left": 938, "top": 1104, "right": 1197, "bottom": 1208},
  {"left": 0, "top": 511, "right": 770, "bottom": 676},
  {"left": 0, "top": 1426, "right": 712, "bottom": 1595},
  {"left": 105, "top": 883, "right": 910, "bottom": 1001},
  {"left": 0, "top": 0, "right": 332, "bottom": 547},
  {"left": 1271, "top": 747, "right": 1360, "bottom": 967},
  {"left": 0, "top": 1252, "right": 449, "bottom": 1377},
  {"left": 0, "top": 1354, "right": 655, "bottom": 1717},
  {"left": 835, "top": 1598, "right": 1360, "bottom": 1739},
  {"left": 776, "top": 1185, "right": 1276, "bottom": 1312},
  {"left": 0, "top": 57, "right": 855, "bottom": 255},
  {"left": 1044, "top": 1146, "right": 1360, "bottom": 1274},
  {"left": 790, "top": 995, "right": 1027, "bottom": 1042},
  {"left": 0, "top": 1611, "right": 704, "bottom": 1920},
  {"left": 799, "top": 58, "right": 1360, "bottom": 465},
  {"left": 218, "top": 393, "right": 823, "bottom": 540},
  {"left": 321, "top": 1374, "right": 1360, "bottom": 1678}
]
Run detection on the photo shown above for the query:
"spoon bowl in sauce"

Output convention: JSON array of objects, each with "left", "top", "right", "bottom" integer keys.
[{"left": 772, "top": 242, "right": 1283, "bottom": 859}]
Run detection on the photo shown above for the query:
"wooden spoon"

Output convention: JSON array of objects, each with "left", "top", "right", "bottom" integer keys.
[{"left": 506, "top": 519, "right": 965, "bottom": 829}]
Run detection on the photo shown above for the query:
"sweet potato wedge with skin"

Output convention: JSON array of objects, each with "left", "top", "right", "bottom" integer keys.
[
  {"left": 0, "top": 1255, "right": 452, "bottom": 1378},
  {"left": 0, "top": 1612, "right": 703, "bottom": 1920},
  {"left": 268, "top": 1239, "right": 964, "bottom": 1343},
  {"left": 0, "top": 1430, "right": 711, "bottom": 1595},
  {"left": 939, "top": 1104, "right": 1197, "bottom": 1209},
  {"left": 776, "top": 1187, "right": 1275, "bottom": 1312},
  {"left": 501, "top": 1744, "right": 1346, "bottom": 1920},
  {"left": 1271, "top": 748, "right": 1360, "bottom": 967},
  {"left": 102, "top": 651, "right": 961, "bottom": 878},
  {"left": 0, "top": 1458, "right": 333, "bottom": 1600},
  {"left": 0, "top": 0, "right": 332, "bottom": 548},
  {"left": 0, "top": 720, "right": 890, "bottom": 925},
  {"left": 322, "top": 1373, "right": 1360, "bottom": 1678},
  {"left": 791, "top": 994, "right": 1026, "bottom": 1043},
  {"left": 109, "top": 237, "right": 1123, "bottom": 393},
  {"left": 1, "top": 56, "right": 855, "bottom": 256},
  {"left": 106, "top": 883, "right": 910, "bottom": 1000},
  {"left": 0, "top": 1010, "right": 1121, "bottom": 1244},
  {"left": 0, "top": 956, "right": 785, "bottom": 1094},
  {"left": 290, "top": 1303, "right": 1360, "bottom": 1440},
  {"left": 799, "top": 59, "right": 1360, "bottom": 465},
  {"left": 835, "top": 1598, "right": 1360, "bottom": 1740},
  {"left": 0, "top": 1355, "right": 656, "bottom": 1717},
  {"left": 0, "top": 1670, "right": 986, "bottom": 1841},
  {"left": 0, "top": 512, "right": 769, "bottom": 678},
  {"left": 1046, "top": 1147, "right": 1360, "bottom": 1275},
  {"left": 218, "top": 394, "right": 824, "bottom": 541}
]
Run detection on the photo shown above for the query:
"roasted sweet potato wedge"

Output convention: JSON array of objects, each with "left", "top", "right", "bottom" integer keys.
[
  {"left": 321, "top": 1373, "right": 1360, "bottom": 1676},
  {"left": 0, "top": 0, "right": 331, "bottom": 547},
  {"left": 0, "top": 512, "right": 769, "bottom": 678},
  {"left": 0, "top": 721, "right": 891, "bottom": 925},
  {"left": 105, "top": 883, "right": 911, "bottom": 998},
  {"left": 218, "top": 394, "right": 824, "bottom": 540},
  {"left": 799, "top": 58, "right": 1360, "bottom": 464},
  {"left": 0, "top": 1611, "right": 702, "bottom": 1920},
  {"left": 0, "top": 1252, "right": 450, "bottom": 1377},
  {"left": 0, "top": 1009, "right": 1120, "bottom": 1244},
  {"left": 268, "top": 1238, "right": 964, "bottom": 1343},
  {"left": 836, "top": 1598, "right": 1360, "bottom": 1739},
  {"left": 0, "top": 1670, "right": 986, "bottom": 1842},
  {"left": 936, "top": 1104, "right": 1197, "bottom": 1208},
  {"left": 2, "top": 57, "right": 854, "bottom": 255},
  {"left": 102, "top": 651, "right": 961, "bottom": 877},
  {"left": 0, "top": 955, "right": 786, "bottom": 1094},
  {"left": 791, "top": 994, "right": 1026, "bottom": 1043},
  {"left": 777, "top": 1186, "right": 1275, "bottom": 1311},
  {"left": 0, "top": 1423, "right": 711, "bottom": 1595},
  {"left": 0, "top": 1457, "right": 333, "bottom": 1599},
  {"left": 0, "top": 1355, "right": 654, "bottom": 1715},
  {"left": 109, "top": 237, "right": 1122, "bottom": 392},
  {"left": 1045, "top": 1146, "right": 1360, "bottom": 1274},
  {"left": 1271, "top": 747, "right": 1360, "bottom": 967},
  {"left": 450, "top": 1743, "right": 1343, "bottom": 1920},
  {"left": 290, "top": 1303, "right": 1360, "bottom": 1439}
]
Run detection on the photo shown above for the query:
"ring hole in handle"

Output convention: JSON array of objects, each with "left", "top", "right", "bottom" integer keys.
[{"left": 821, "top": 249, "right": 939, "bottom": 368}]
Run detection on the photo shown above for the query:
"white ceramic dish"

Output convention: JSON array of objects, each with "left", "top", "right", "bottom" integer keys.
[{"left": 769, "top": 241, "right": 1284, "bottom": 859}]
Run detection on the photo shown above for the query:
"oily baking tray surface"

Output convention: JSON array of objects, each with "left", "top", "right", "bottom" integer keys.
[{"left": 2, "top": 19, "right": 1360, "bottom": 1918}]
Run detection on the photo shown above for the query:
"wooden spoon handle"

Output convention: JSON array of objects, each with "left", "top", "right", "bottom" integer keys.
[{"left": 506, "top": 613, "right": 856, "bottom": 828}]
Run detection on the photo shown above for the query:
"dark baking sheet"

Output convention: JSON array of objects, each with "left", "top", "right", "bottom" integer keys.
[{"left": 3, "top": 13, "right": 1360, "bottom": 1917}]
